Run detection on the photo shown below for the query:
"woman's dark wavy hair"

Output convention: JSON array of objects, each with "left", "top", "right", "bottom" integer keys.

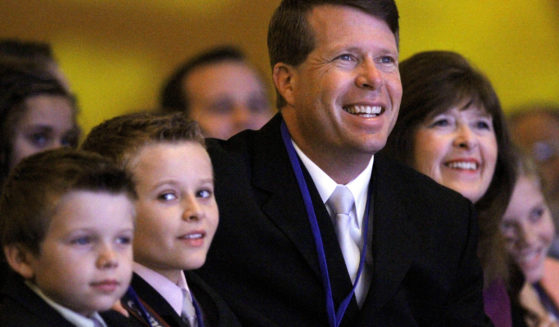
[{"left": 383, "top": 50, "right": 516, "bottom": 287}]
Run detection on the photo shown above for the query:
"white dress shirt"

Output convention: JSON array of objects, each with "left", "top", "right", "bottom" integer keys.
[{"left": 292, "top": 140, "right": 374, "bottom": 306}]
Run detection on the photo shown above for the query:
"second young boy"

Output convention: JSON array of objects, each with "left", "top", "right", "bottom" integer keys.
[{"left": 82, "top": 112, "right": 240, "bottom": 327}]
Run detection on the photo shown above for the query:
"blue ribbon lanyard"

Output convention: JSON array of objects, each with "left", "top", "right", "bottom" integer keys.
[
  {"left": 280, "top": 121, "right": 370, "bottom": 327},
  {"left": 125, "top": 286, "right": 205, "bottom": 327},
  {"left": 125, "top": 286, "right": 153, "bottom": 326},
  {"left": 192, "top": 296, "right": 205, "bottom": 327}
]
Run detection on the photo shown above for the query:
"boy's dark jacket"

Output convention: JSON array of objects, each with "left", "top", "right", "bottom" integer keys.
[
  {"left": 0, "top": 273, "right": 139, "bottom": 327},
  {"left": 121, "top": 271, "right": 241, "bottom": 327}
]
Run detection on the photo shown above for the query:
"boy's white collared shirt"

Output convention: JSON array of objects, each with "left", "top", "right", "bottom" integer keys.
[
  {"left": 133, "top": 262, "right": 193, "bottom": 318},
  {"left": 25, "top": 281, "right": 107, "bottom": 327}
]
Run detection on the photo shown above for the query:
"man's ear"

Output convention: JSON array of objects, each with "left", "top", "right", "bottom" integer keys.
[
  {"left": 4, "top": 244, "right": 35, "bottom": 280},
  {"left": 272, "top": 62, "right": 297, "bottom": 107}
]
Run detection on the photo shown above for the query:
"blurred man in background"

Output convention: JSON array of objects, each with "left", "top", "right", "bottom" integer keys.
[{"left": 160, "top": 45, "right": 274, "bottom": 139}]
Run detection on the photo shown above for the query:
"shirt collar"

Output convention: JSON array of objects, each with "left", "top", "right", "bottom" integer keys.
[
  {"left": 133, "top": 263, "right": 190, "bottom": 316},
  {"left": 291, "top": 140, "right": 374, "bottom": 226},
  {"left": 25, "top": 281, "right": 106, "bottom": 327}
]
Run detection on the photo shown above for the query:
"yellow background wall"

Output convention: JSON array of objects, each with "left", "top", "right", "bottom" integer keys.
[{"left": 1, "top": 0, "right": 558, "bottom": 135}]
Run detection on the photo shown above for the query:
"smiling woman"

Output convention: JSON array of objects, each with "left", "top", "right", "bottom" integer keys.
[
  {"left": 501, "top": 150, "right": 559, "bottom": 326},
  {"left": 412, "top": 101, "right": 498, "bottom": 203},
  {"left": 382, "top": 50, "right": 517, "bottom": 327}
]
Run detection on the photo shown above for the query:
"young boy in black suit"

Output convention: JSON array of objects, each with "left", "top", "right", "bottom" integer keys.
[
  {"left": 82, "top": 112, "right": 240, "bottom": 327},
  {"left": 0, "top": 149, "right": 137, "bottom": 327}
]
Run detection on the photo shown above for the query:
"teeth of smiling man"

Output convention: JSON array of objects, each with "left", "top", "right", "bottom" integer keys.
[
  {"left": 343, "top": 105, "right": 382, "bottom": 116},
  {"left": 446, "top": 162, "right": 478, "bottom": 170}
]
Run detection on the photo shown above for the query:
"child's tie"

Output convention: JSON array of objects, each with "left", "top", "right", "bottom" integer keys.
[{"left": 181, "top": 288, "right": 196, "bottom": 327}]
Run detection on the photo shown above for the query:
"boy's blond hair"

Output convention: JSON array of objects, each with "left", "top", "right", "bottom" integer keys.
[{"left": 81, "top": 112, "right": 205, "bottom": 170}]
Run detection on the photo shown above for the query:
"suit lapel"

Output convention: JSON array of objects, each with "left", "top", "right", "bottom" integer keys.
[
  {"left": 251, "top": 115, "right": 359, "bottom": 314},
  {"left": 251, "top": 115, "right": 326, "bottom": 279},
  {"left": 252, "top": 118, "right": 419, "bottom": 317},
  {"left": 1, "top": 275, "right": 79, "bottom": 327},
  {"left": 366, "top": 155, "right": 417, "bottom": 310}
]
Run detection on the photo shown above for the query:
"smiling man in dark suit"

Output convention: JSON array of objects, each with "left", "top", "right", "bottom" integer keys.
[{"left": 197, "top": 0, "right": 492, "bottom": 326}]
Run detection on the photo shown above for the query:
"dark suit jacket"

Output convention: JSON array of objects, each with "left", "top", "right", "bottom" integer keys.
[
  {"left": 122, "top": 272, "right": 240, "bottom": 327},
  {"left": 197, "top": 114, "right": 492, "bottom": 327},
  {"left": 0, "top": 274, "right": 136, "bottom": 327}
]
